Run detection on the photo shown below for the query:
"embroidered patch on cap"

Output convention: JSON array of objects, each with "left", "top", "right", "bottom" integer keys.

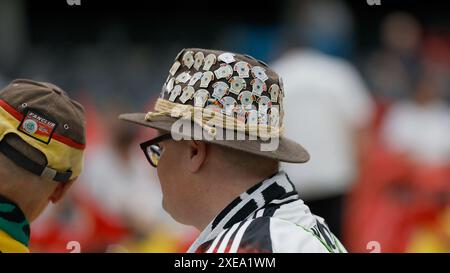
[{"left": 18, "top": 109, "right": 57, "bottom": 144}]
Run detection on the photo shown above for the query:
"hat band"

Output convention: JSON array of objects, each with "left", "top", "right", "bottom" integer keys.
[{"left": 145, "top": 99, "right": 284, "bottom": 138}]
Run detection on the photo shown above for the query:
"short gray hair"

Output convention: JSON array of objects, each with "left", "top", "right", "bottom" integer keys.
[{"left": 214, "top": 144, "right": 280, "bottom": 175}]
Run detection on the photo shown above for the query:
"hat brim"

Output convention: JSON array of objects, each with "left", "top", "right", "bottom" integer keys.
[{"left": 119, "top": 113, "right": 310, "bottom": 163}]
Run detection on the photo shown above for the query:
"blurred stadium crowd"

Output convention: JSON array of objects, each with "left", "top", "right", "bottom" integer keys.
[{"left": 0, "top": 0, "right": 448, "bottom": 252}]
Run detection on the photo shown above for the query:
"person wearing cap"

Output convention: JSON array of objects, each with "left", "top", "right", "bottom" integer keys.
[
  {"left": 0, "top": 79, "right": 86, "bottom": 253},
  {"left": 120, "top": 49, "right": 346, "bottom": 253}
]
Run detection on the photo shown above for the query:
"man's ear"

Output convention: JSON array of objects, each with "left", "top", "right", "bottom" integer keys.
[
  {"left": 50, "top": 179, "right": 76, "bottom": 203},
  {"left": 188, "top": 140, "right": 207, "bottom": 173}
]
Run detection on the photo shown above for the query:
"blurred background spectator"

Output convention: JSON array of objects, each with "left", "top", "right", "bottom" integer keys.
[
  {"left": 0, "top": 0, "right": 448, "bottom": 252},
  {"left": 272, "top": 0, "right": 374, "bottom": 239},
  {"left": 381, "top": 71, "right": 450, "bottom": 166},
  {"left": 364, "top": 12, "right": 424, "bottom": 100}
]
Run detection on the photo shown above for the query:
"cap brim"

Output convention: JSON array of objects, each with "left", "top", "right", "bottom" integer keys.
[{"left": 119, "top": 112, "right": 310, "bottom": 163}]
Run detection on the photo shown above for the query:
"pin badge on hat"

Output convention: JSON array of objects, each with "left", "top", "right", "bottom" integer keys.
[
  {"left": 179, "top": 86, "right": 195, "bottom": 103},
  {"left": 203, "top": 54, "right": 217, "bottom": 71},
  {"left": 214, "top": 64, "right": 233, "bottom": 80},
  {"left": 235, "top": 106, "right": 247, "bottom": 123},
  {"left": 251, "top": 66, "right": 268, "bottom": 82},
  {"left": 194, "top": 52, "right": 205, "bottom": 70},
  {"left": 200, "top": 71, "right": 215, "bottom": 88},
  {"left": 165, "top": 73, "right": 171, "bottom": 83},
  {"left": 205, "top": 102, "right": 222, "bottom": 113},
  {"left": 219, "top": 96, "right": 237, "bottom": 116},
  {"left": 175, "top": 72, "right": 191, "bottom": 84},
  {"left": 188, "top": 72, "right": 203, "bottom": 86},
  {"left": 218, "top": 52, "right": 236, "bottom": 64},
  {"left": 238, "top": 91, "right": 255, "bottom": 110},
  {"left": 166, "top": 78, "right": 175, "bottom": 93},
  {"left": 182, "top": 51, "right": 195, "bottom": 68},
  {"left": 169, "top": 85, "right": 182, "bottom": 102},
  {"left": 258, "top": 96, "right": 273, "bottom": 125},
  {"left": 257, "top": 96, "right": 272, "bottom": 112},
  {"left": 229, "top": 76, "right": 246, "bottom": 95},
  {"left": 269, "top": 106, "right": 280, "bottom": 127},
  {"left": 193, "top": 89, "right": 210, "bottom": 107},
  {"left": 257, "top": 96, "right": 271, "bottom": 125},
  {"left": 251, "top": 78, "right": 267, "bottom": 96},
  {"left": 269, "top": 84, "right": 280, "bottom": 102},
  {"left": 169, "top": 61, "right": 181, "bottom": 76},
  {"left": 212, "top": 81, "right": 229, "bottom": 100},
  {"left": 234, "top": 61, "right": 251, "bottom": 78},
  {"left": 246, "top": 109, "right": 258, "bottom": 125},
  {"left": 258, "top": 111, "right": 268, "bottom": 125}
]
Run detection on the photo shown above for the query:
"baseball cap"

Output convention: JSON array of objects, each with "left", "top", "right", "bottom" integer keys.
[{"left": 0, "top": 79, "right": 86, "bottom": 182}]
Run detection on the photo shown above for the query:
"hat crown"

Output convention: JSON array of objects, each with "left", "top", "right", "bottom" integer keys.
[
  {"left": 0, "top": 79, "right": 86, "bottom": 180},
  {"left": 160, "top": 48, "right": 285, "bottom": 130},
  {"left": 0, "top": 79, "right": 86, "bottom": 146}
]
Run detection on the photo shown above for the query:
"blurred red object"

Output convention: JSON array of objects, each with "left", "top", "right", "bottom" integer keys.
[
  {"left": 30, "top": 186, "right": 131, "bottom": 253},
  {"left": 78, "top": 93, "right": 107, "bottom": 147},
  {"left": 343, "top": 142, "right": 449, "bottom": 252}
]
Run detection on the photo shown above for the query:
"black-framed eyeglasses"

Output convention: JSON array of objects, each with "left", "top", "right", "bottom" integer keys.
[{"left": 139, "top": 134, "right": 173, "bottom": 167}]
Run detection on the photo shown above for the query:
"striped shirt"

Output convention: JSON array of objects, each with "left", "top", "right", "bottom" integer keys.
[{"left": 187, "top": 171, "right": 346, "bottom": 253}]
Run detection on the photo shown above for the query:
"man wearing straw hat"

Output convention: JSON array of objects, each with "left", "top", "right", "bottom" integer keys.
[{"left": 120, "top": 49, "right": 346, "bottom": 253}]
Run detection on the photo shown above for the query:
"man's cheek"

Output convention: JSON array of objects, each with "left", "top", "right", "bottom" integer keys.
[{"left": 158, "top": 153, "right": 174, "bottom": 182}]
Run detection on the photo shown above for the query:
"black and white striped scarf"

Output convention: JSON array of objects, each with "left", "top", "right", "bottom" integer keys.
[{"left": 187, "top": 171, "right": 298, "bottom": 253}]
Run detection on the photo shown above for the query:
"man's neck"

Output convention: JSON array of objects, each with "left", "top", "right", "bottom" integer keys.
[{"left": 194, "top": 171, "right": 279, "bottom": 231}]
